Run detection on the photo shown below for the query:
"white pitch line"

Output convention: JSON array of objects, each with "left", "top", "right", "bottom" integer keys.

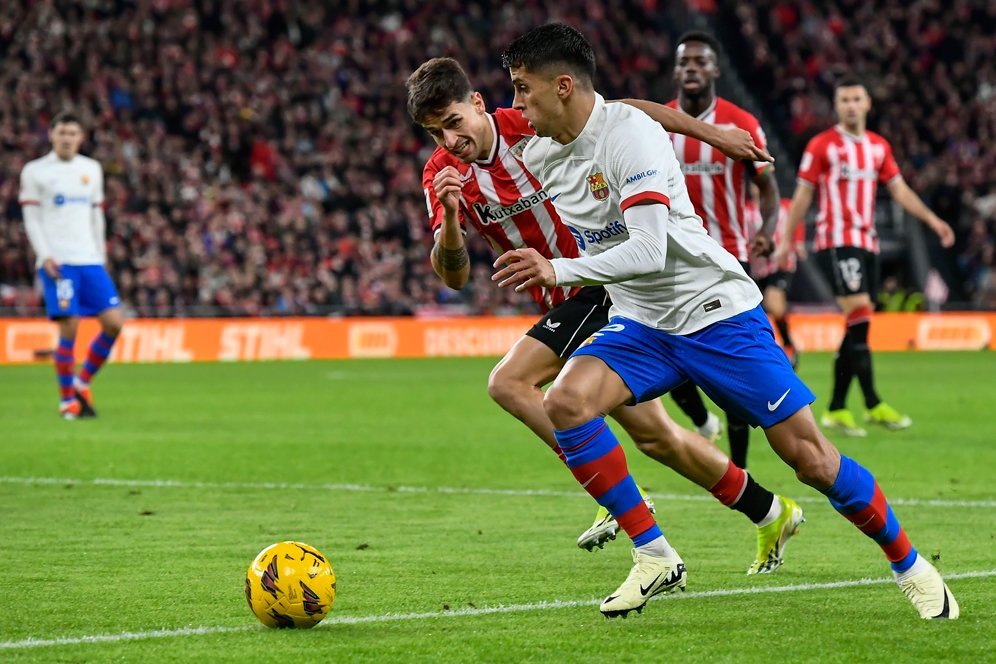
[
  {"left": 2, "top": 569, "right": 993, "bottom": 651},
  {"left": 0, "top": 475, "right": 993, "bottom": 509}
]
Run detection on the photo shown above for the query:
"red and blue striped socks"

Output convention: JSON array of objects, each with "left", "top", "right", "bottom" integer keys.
[
  {"left": 78, "top": 331, "right": 117, "bottom": 385},
  {"left": 53, "top": 337, "right": 75, "bottom": 404},
  {"left": 824, "top": 455, "right": 917, "bottom": 572},
  {"left": 555, "top": 417, "right": 662, "bottom": 547}
]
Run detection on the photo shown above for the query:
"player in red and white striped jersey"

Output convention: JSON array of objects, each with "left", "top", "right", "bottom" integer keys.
[
  {"left": 406, "top": 58, "right": 798, "bottom": 572},
  {"left": 663, "top": 32, "right": 783, "bottom": 470},
  {"left": 774, "top": 76, "right": 955, "bottom": 437}
]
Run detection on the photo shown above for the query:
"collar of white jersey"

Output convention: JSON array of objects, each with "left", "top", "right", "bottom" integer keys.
[
  {"left": 570, "top": 92, "right": 607, "bottom": 145},
  {"left": 46, "top": 150, "right": 79, "bottom": 163},
  {"left": 475, "top": 113, "right": 500, "bottom": 167}
]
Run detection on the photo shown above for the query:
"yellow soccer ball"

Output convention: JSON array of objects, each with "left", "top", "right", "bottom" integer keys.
[{"left": 245, "top": 541, "right": 337, "bottom": 628}]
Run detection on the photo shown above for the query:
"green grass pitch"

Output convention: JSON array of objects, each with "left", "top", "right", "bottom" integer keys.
[{"left": 0, "top": 352, "right": 993, "bottom": 662}]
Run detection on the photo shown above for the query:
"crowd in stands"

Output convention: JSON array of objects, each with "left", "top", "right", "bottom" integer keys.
[
  {"left": 716, "top": 0, "right": 996, "bottom": 307},
  {"left": 0, "top": 0, "right": 992, "bottom": 315}
]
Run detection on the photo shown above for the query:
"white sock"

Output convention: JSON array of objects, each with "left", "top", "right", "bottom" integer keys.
[
  {"left": 635, "top": 535, "right": 676, "bottom": 559},
  {"left": 756, "top": 496, "right": 783, "bottom": 528},
  {"left": 893, "top": 554, "right": 929, "bottom": 584}
]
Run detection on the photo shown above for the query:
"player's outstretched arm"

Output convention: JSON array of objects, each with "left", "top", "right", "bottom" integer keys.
[
  {"left": 614, "top": 99, "right": 773, "bottom": 163},
  {"left": 773, "top": 184, "right": 813, "bottom": 269},
  {"left": 886, "top": 177, "right": 955, "bottom": 248},
  {"left": 429, "top": 166, "right": 471, "bottom": 289}
]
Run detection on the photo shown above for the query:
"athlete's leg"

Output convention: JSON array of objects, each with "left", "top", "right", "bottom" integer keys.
[
  {"left": 544, "top": 357, "right": 667, "bottom": 546},
  {"left": 727, "top": 413, "right": 750, "bottom": 469},
  {"left": 611, "top": 400, "right": 726, "bottom": 487},
  {"left": 487, "top": 334, "right": 564, "bottom": 453},
  {"left": 53, "top": 317, "right": 80, "bottom": 415},
  {"left": 545, "top": 355, "right": 685, "bottom": 616},
  {"left": 686, "top": 305, "right": 955, "bottom": 619},
  {"left": 77, "top": 306, "right": 123, "bottom": 388},
  {"left": 611, "top": 400, "right": 784, "bottom": 532}
]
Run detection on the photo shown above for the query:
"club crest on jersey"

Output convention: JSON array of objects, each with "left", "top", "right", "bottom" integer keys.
[
  {"left": 507, "top": 137, "right": 533, "bottom": 161},
  {"left": 587, "top": 172, "right": 609, "bottom": 201},
  {"left": 81, "top": 175, "right": 90, "bottom": 185}
]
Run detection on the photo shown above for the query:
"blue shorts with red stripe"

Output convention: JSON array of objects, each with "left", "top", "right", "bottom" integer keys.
[{"left": 571, "top": 305, "right": 815, "bottom": 428}]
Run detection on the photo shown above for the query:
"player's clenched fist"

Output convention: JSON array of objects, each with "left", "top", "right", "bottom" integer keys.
[
  {"left": 433, "top": 166, "right": 463, "bottom": 214},
  {"left": 492, "top": 248, "right": 556, "bottom": 292}
]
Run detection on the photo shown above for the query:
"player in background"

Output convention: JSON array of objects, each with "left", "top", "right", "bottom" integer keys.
[
  {"left": 660, "top": 31, "right": 780, "bottom": 470},
  {"left": 496, "top": 22, "right": 958, "bottom": 621},
  {"left": 19, "top": 112, "right": 123, "bottom": 419},
  {"left": 747, "top": 192, "right": 804, "bottom": 368},
  {"left": 406, "top": 57, "right": 804, "bottom": 575},
  {"left": 774, "top": 77, "right": 955, "bottom": 437}
]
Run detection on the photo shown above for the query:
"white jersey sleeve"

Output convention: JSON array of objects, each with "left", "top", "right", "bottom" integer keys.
[{"left": 19, "top": 163, "right": 52, "bottom": 264}]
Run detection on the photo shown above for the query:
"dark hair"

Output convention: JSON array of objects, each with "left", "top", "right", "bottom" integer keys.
[
  {"left": 406, "top": 58, "right": 473, "bottom": 124},
  {"left": 834, "top": 74, "right": 867, "bottom": 91},
  {"left": 50, "top": 111, "right": 82, "bottom": 128},
  {"left": 501, "top": 23, "right": 595, "bottom": 88},
  {"left": 676, "top": 31, "right": 722, "bottom": 58}
]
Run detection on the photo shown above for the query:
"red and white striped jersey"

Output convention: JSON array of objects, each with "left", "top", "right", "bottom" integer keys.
[
  {"left": 796, "top": 125, "right": 901, "bottom": 253},
  {"left": 667, "top": 97, "right": 770, "bottom": 262},
  {"left": 422, "top": 108, "right": 579, "bottom": 312},
  {"left": 746, "top": 198, "right": 804, "bottom": 278}
]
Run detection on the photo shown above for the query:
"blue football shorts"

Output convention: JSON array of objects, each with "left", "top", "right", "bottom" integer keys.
[
  {"left": 571, "top": 305, "right": 815, "bottom": 428},
  {"left": 39, "top": 264, "right": 121, "bottom": 319}
]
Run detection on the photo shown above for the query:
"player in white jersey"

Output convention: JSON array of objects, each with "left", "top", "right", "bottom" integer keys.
[
  {"left": 495, "top": 23, "right": 959, "bottom": 621},
  {"left": 19, "top": 112, "right": 123, "bottom": 419}
]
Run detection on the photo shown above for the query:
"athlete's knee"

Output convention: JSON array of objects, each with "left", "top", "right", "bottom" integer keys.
[
  {"left": 102, "top": 318, "right": 123, "bottom": 337},
  {"left": 58, "top": 317, "right": 80, "bottom": 340},
  {"left": 487, "top": 364, "right": 524, "bottom": 411},
  {"left": 543, "top": 382, "right": 597, "bottom": 430},
  {"left": 789, "top": 434, "right": 840, "bottom": 490}
]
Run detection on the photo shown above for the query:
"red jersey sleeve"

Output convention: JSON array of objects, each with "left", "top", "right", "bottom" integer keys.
[
  {"left": 422, "top": 152, "right": 464, "bottom": 235},
  {"left": 877, "top": 138, "right": 901, "bottom": 184},
  {"left": 796, "top": 135, "right": 826, "bottom": 186}
]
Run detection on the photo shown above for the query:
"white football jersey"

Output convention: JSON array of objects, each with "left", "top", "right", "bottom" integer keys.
[
  {"left": 524, "top": 94, "right": 761, "bottom": 334},
  {"left": 19, "top": 152, "right": 105, "bottom": 266}
]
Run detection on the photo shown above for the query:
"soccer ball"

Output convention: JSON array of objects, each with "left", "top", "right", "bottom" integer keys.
[{"left": 245, "top": 541, "right": 337, "bottom": 628}]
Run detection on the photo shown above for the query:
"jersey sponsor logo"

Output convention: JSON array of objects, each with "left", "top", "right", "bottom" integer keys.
[
  {"left": 568, "top": 225, "right": 586, "bottom": 250},
  {"left": 570, "top": 220, "right": 627, "bottom": 248},
  {"left": 624, "top": 169, "right": 658, "bottom": 185},
  {"left": 471, "top": 190, "right": 549, "bottom": 226},
  {"left": 507, "top": 137, "right": 533, "bottom": 161},
  {"left": 53, "top": 193, "right": 91, "bottom": 206},
  {"left": 839, "top": 164, "right": 878, "bottom": 181},
  {"left": 587, "top": 172, "right": 609, "bottom": 201},
  {"left": 680, "top": 162, "right": 726, "bottom": 176}
]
